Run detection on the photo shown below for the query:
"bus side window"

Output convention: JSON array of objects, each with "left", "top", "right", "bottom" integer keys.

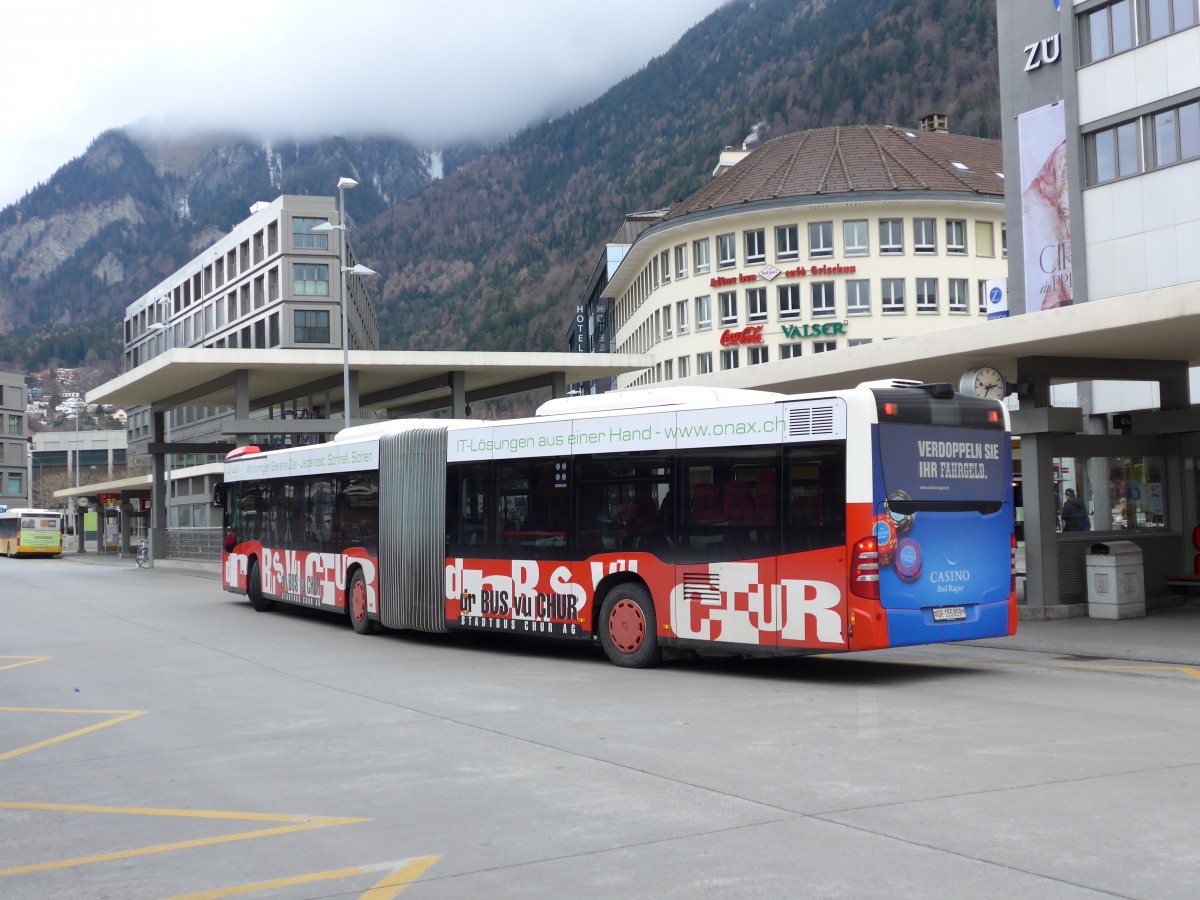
[
  {"left": 785, "top": 446, "right": 846, "bottom": 553},
  {"left": 447, "top": 463, "right": 492, "bottom": 557}
]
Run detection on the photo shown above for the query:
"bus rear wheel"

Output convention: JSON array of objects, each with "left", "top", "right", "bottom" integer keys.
[
  {"left": 599, "top": 584, "right": 661, "bottom": 668},
  {"left": 247, "top": 558, "right": 274, "bottom": 612},
  {"left": 347, "top": 569, "right": 378, "bottom": 635}
]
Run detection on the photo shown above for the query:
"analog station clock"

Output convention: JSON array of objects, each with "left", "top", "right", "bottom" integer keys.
[{"left": 960, "top": 366, "right": 1008, "bottom": 400}]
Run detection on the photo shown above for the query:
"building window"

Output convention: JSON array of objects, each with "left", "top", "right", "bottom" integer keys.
[
  {"left": 696, "top": 295, "right": 712, "bottom": 330},
  {"left": 811, "top": 282, "right": 835, "bottom": 317},
  {"left": 745, "top": 229, "right": 766, "bottom": 264},
  {"left": 1082, "top": 0, "right": 1135, "bottom": 63},
  {"left": 748, "top": 346, "right": 769, "bottom": 365},
  {"left": 694, "top": 239, "right": 711, "bottom": 274},
  {"left": 949, "top": 279, "right": 969, "bottom": 314},
  {"left": 880, "top": 218, "right": 904, "bottom": 254},
  {"left": 292, "top": 264, "right": 330, "bottom": 296},
  {"left": 808, "top": 222, "right": 833, "bottom": 258},
  {"left": 813, "top": 341, "right": 836, "bottom": 353},
  {"left": 269, "top": 312, "right": 280, "bottom": 346},
  {"left": 717, "top": 234, "right": 736, "bottom": 269},
  {"left": 676, "top": 299, "right": 690, "bottom": 334},
  {"left": 776, "top": 225, "right": 799, "bottom": 260},
  {"left": 660, "top": 250, "right": 671, "bottom": 283},
  {"left": 292, "top": 217, "right": 329, "bottom": 250},
  {"left": 675, "top": 244, "right": 689, "bottom": 278},
  {"left": 719, "top": 291, "right": 738, "bottom": 326},
  {"left": 8, "top": 414, "right": 21, "bottom": 436},
  {"left": 1089, "top": 119, "right": 1141, "bottom": 184},
  {"left": 747, "top": 287, "right": 768, "bottom": 323},
  {"left": 1001, "top": 226, "right": 1007, "bottom": 258},
  {"left": 846, "top": 280, "right": 870, "bottom": 315},
  {"left": 678, "top": 356, "right": 690, "bottom": 378},
  {"left": 978, "top": 280, "right": 990, "bottom": 314},
  {"left": 697, "top": 352, "right": 713, "bottom": 375},
  {"left": 664, "top": 359, "right": 673, "bottom": 380},
  {"left": 780, "top": 344, "right": 800, "bottom": 360},
  {"left": 7, "top": 472, "right": 22, "bottom": 495},
  {"left": 848, "top": 338, "right": 873, "bottom": 347},
  {"left": 844, "top": 220, "right": 869, "bottom": 256},
  {"left": 1148, "top": 0, "right": 1198, "bottom": 40},
  {"left": 946, "top": 220, "right": 966, "bottom": 254},
  {"left": 663, "top": 304, "right": 673, "bottom": 338},
  {"left": 720, "top": 348, "right": 739, "bottom": 370},
  {"left": 1153, "top": 100, "right": 1200, "bottom": 167},
  {"left": 778, "top": 284, "right": 801, "bottom": 319},
  {"left": 916, "top": 278, "right": 939, "bottom": 313},
  {"left": 975, "top": 221, "right": 995, "bottom": 257},
  {"left": 914, "top": 218, "right": 936, "bottom": 254},
  {"left": 294, "top": 309, "right": 331, "bottom": 344},
  {"left": 882, "top": 278, "right": 905, "bottom": 314}
]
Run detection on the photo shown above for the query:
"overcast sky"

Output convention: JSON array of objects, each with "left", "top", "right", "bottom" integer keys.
[{"left": 0, "top": 0, "right": 729, "bottom": 209}]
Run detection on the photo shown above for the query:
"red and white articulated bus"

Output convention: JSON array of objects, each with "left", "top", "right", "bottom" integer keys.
[{"left": 217, "top": 381, "right": 1016, "bottom": 667}]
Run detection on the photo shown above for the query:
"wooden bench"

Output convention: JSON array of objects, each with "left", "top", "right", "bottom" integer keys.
[{"left": 1164, "top": 574, "right": 1200, "bottom": 593}]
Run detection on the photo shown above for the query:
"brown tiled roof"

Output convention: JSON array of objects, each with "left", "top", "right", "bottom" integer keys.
[{"left": 664, "top": 126, "right": 1004, "bottom": 221}]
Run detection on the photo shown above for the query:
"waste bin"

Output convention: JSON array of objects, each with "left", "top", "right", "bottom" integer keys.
[{"left": 1086, "top": 541, "right": 1145, "bottom": 619}]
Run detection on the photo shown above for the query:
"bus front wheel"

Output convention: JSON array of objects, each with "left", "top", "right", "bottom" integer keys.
[
  {"left": 599, "top": 584, "right": 662, "bottom": 668},
  {"left": 347, "top": 569, "right": 378, "bottom": 635},
  {"left": 247, "top": 559, "right": 274, "bottom": 612}
]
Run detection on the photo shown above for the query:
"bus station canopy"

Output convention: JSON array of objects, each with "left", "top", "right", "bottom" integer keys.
[
  {"left": 701, "top": 289, "right": 1200, "bottom": 404},
  {"left": 87, "top": 349, "right": 655, "bottom": 421}
]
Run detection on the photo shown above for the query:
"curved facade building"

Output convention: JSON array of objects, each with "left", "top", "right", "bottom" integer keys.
[{"left": 604, "top": 122, "right": 1009, "bottom": 389}]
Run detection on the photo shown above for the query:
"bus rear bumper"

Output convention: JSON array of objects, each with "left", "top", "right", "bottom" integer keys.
[{"left": 884, "top": 600, "right": 1013, "bottom": 646}]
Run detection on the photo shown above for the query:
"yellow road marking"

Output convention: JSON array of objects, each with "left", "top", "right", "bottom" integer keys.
[
  {"left": 0, "top": 801, "right": 363, "bottom": 823},
  {"left": 361, "top": 856, "right": 441, "bottom": 898},
  {"left": 162, "top": 856, "right": 440, "bottom": 900},
  {"left": 0, "top": 804, "right": 367, "bottom": 878},
  {"left": 0, "top": 708, "right": 146, "bottom": 763},
  {"left": 0, "top": 656, "right": 51, "bottom": 671}
]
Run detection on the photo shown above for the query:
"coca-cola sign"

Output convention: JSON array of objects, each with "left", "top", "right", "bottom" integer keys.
[{"left": 720, "top": 325, "right": 764, "bottom": 346}]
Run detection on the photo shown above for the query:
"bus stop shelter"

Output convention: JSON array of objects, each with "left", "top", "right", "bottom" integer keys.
[{"left": 83, "top": 350, "right": 651, "bottom": 565}]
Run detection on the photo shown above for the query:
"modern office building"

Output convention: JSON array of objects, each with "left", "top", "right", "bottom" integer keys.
[
  {"left": 991, "top": 0, "right": 1200, "bottom": 607},
  {"left": 583, "top": 120, "right": 1009, "bottom": 389},
  {"left": 119, "top": 194, "right": 380, "bottom": 532},
  {"left": 1, "top": 371, "right": 29, "bottom": 508}
]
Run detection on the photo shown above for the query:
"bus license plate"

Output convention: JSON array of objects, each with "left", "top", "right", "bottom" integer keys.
[{"left": 933, "top": 606, "right": 967, "bottom": 622}]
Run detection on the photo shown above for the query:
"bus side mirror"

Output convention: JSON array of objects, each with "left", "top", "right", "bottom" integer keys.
[{"left": 212, "top": 483, "right": 226, "bottom": 508}]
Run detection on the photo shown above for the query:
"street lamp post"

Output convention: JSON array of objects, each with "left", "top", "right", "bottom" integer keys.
[{"left": 313, "top": 178, "right": 377, "bottom": 424}]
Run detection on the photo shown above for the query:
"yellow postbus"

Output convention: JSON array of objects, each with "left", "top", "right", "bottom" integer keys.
[{"left": 0, "top": 508, "right": 64, "bottom": 558}]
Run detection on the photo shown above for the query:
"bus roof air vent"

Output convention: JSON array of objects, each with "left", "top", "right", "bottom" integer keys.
[{"left": 786, "top": 402, "right": 842, "bottom": 438}]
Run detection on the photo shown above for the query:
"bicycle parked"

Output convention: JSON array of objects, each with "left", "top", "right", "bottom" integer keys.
[{"left": 135, "top": 538, "right": 149, "bottom": 568}]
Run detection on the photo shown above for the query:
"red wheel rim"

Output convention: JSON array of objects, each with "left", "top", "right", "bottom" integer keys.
[
  {"left": 351, "top": 580, "right": 367, "bottom": 623},
  {"left": 608, "top": 599, "right": 646, "bottom": 654}
]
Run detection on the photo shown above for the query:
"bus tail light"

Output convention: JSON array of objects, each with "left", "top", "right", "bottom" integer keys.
[{"left": 851, "top": 536, "right": 880, "bottom": 601}]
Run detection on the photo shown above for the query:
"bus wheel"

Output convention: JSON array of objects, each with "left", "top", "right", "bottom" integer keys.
[
  {"left": 347, "top": 569, "right": 378, "bottom": 635},
  {"left": 247, "top": 558, "right": 274, "bottom": 612},
  {"left": 599, "top": 584, "right": 662, "bottom": 668}
]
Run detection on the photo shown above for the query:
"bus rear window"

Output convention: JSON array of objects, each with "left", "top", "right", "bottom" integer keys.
[
  {"left": 877, "top": 422, "right": 1006, "bottom": 509},
  {"left": 873, "top": 388, "right": 1005, "bottom": 428}
]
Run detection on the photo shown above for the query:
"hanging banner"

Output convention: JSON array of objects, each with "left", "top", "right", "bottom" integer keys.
[{"left": 1019, "top": 102, "right": 1072, "bottom": 311}]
